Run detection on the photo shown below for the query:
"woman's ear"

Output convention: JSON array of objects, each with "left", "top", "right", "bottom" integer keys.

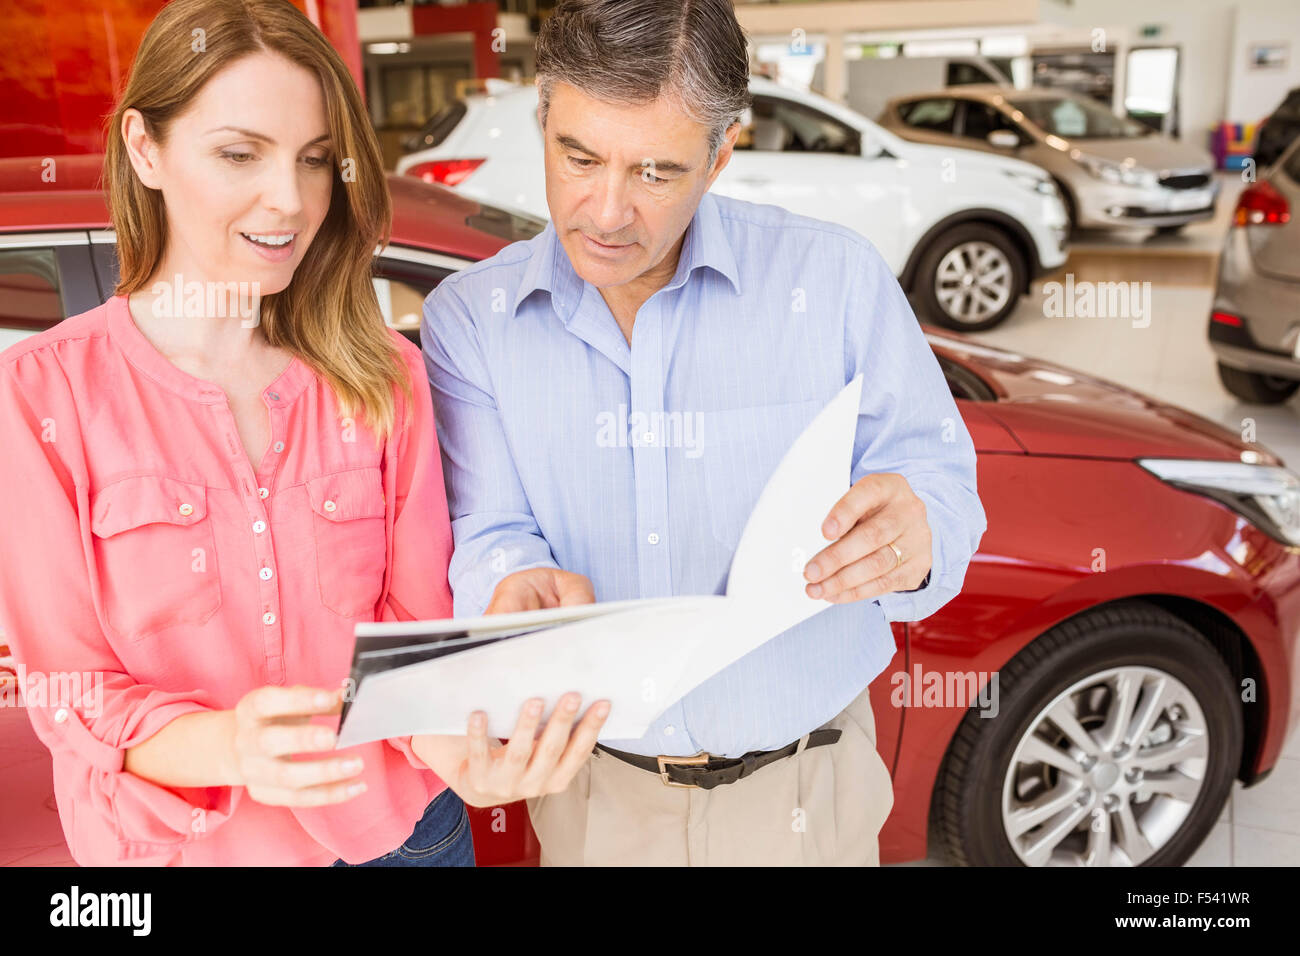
[{"left": 121, "top": 108, "right": 164, "bottom": 190}]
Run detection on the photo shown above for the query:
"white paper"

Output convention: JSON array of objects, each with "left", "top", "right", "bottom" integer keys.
[{"left": 336, "top": 374, "right": 864, "bottom": 745}]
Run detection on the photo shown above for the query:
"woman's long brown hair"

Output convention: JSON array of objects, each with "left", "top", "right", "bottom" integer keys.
[{"left": 103, "top": 0, "right": 409, "bottom": 439}]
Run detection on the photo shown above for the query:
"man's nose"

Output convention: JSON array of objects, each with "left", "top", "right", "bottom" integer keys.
[{"left": 587, "top": 170, "right": 634, "bottom": 237}]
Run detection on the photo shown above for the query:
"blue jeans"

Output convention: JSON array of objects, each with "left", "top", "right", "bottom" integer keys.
[{"left": 330, "top": 788, "right": 475, "bottom": 867}]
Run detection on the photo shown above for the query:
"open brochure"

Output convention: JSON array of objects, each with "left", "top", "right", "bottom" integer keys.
[{"left": 336, "top": 374, "right": 864, "bottom": 746}]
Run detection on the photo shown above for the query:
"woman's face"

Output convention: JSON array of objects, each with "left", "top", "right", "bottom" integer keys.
[{"left": 123, "top": 51, "right": 335, "bottom": 298}]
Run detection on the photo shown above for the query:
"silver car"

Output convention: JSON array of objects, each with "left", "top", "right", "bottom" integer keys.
[
  {"left": 879, "top": 85, "right": 1220, "bottom": 235},
  {"left": 1209, "top": 135, "right": 1300, "bottom": 404}
]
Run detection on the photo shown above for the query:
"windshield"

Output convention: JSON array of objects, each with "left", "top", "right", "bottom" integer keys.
[{"left": 1009, "top": 96, "right": 1152, "bottom": 139}]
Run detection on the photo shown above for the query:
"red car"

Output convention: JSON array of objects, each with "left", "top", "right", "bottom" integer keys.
[{"left": 2, "top": 156, "right": 1298, "bottom": 867}]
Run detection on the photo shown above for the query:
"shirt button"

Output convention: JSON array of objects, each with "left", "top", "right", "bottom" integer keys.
[
  {"left": 259, "top": 566, "right": 274, "bottom": 581},
  {"left": 647, "top": 532, "right": 660, "bottom": 545},
  {"left": 53, "top": 708, "right": 68, "bottom": 723},
  {"left": 267, "top": 391, "right": 280, "bottom": 401},
  {"left": 252, "top": 520, "right": 266, "bottom": 534},
  {"left": 642, "top": 432, "right": 654, "bottom": 443},
  {"left": 664, "top": 725, "right": 675, "bottom": 736},
  {"left": 273, "top": 441, "right": 285, "bottom": 453},
  {"left": 262, "top": 612, "right": 276, "bottom": 625},
  {"left": 178, "top": 502, "right": 194, "bottom": 516},
  {"left": 323, "top": 500, "right": 337, "bottom": 513},
  {"left": 258, "top": 487, "right": 269, "bottom": 499}
]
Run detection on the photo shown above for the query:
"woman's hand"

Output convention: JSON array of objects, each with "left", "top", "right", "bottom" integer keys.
[
  {"left": 411, "top": 692, "right": 609, "bottom": 807},
  {"left": 227, "top": 684, "right": 368, "bottom": 807}
]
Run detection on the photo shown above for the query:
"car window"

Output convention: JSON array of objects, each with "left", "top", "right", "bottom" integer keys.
[
  {"left": 85, "top": 239, "right": 453, "bottom": 348},
  {"left": 899, "top": 98, "right": 958, "bottom": 134},
  {"left": 962, "top": 102, "right": 1021, "bottom": 142},
  {"left": 371, "top": 254, "right": 456, "bottom": 346},
  {"left": 1009, "top": 95, "right": 1151, "bottom": 139},
  {"left": 0, "top": 247, "right": 69, "bottom": 350},
  {"left": 738, "top": 95, "right": 861, "bottom": 154}
]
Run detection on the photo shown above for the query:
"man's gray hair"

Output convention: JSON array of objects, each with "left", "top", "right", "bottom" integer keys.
[{"left": 535, "top": 0, "right": 752, "bottom": 165}]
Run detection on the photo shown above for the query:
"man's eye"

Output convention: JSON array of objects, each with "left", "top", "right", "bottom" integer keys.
[
  {"left": 221, "top": 151, "right": 255, "bottom": 165},
  {"left": 568, "top": 156, "right": 595, "bottom": 169}
]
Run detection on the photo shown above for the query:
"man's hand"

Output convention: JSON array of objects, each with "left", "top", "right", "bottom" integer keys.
[
  {"left": 485, "top": 567, "right": 595, "bottom": 614},
  {"left": 802, "top": 472, "right": 931, "bottom": 604}
]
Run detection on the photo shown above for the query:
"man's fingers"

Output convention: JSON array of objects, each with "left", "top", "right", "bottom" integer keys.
[
  {"left": 556, "top": 573, "right": 596, "bottom": 606},
  {"left": 821, "top": 473, "right": 892, "bottom": 540},
  {"left": 805, "top": 512, "right": 904, "bottom": 584},
  {"left": 808, "top": 546, "right": 905, "bottom": 599}
]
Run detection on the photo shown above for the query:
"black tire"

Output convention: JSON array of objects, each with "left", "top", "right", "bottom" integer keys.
[
  {"left": 1216, "top": 362, "right": 1300, "bottom": 404},
  {"left": 931, "top": 599, "right": 1241, "bottom": 866},
  {"left": 1154, "top": 223, "right": 1187, "bottom": 236},
  {"left": 913, "top": 223, "right": 1026, "bottom": 332}
]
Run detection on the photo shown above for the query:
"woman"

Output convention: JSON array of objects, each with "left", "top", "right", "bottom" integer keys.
[{"left": 0, "top": 0, "right": 606, "bottom": 866}]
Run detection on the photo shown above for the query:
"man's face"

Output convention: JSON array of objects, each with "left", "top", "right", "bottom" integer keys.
[{"left": 540, "top": 81, "right": 736, "bottom": 290}]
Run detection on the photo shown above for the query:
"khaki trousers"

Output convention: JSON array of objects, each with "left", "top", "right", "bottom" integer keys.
[{"left": 525, "top": 685, "right": 894, "bottom": 866}]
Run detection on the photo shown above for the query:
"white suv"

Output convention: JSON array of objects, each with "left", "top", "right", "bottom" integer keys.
[{"left": 398, "top": 77, "right": 1069, "bottom": 331}]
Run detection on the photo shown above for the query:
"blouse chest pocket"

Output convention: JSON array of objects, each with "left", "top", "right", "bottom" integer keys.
[
  {"left": 305, "top": 467, "right": 387, "bottom": 618},
  {"left": 90, "top": 475, "right": 223, "bottom": 642}
]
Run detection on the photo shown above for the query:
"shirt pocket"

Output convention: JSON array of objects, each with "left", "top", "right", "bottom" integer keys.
[
  {"left": 305, "top": 466, "right": 387, "bottom": 618},
  {"left": 90, "top": 475, "right": 223, "bottom": 642},
  {"left": 699, "top": 399, "right": 825, "bottom": 549}
]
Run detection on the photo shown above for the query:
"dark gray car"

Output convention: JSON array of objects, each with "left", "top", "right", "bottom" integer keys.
[{"left": 1208, "top": 136, "right": 1300, "bottom": 404}]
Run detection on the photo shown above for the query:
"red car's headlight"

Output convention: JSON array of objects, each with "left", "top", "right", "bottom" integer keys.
[{"left": 1138, "top": 458, "right": 1300, "bottom": 547}]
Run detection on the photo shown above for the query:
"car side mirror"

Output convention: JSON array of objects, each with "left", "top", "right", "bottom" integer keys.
[{"left": 987, "top": 130, "right": 1020, "bottom": 149}]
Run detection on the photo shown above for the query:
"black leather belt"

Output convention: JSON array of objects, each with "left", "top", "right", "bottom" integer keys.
[{"left": 595, "top": 728, "right": 842, "bottom": 790}]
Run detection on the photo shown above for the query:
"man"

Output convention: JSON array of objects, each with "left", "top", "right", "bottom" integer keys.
[{"left": 420, "top": 0, "right": 987, "bottom": 866}]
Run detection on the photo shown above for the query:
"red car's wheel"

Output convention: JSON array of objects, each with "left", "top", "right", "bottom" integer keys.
[{"left": 931, "top": 599, "right": 1242, "bottom": 866}]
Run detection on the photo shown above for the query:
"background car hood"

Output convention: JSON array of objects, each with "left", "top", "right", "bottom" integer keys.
[
  {"left": 928, "top": 331, "right": 1284, "bottom": 465},
  {"left": 1070, "top": 136, "right": 1214, "bottom": 173}
]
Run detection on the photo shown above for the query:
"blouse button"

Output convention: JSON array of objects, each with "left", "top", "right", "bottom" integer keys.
[
  {"left": 178, "top": 503, "right": 194, "bottom": 516},
  {"left": 252, "top": 520, "right": 266, "bottom": 534},
  {"left": 259, "top": 567, "right": 274, "bottom": 581},
  {"left": 53, "top": 708, "right": 68, "bottom": 723},
  {"left": 258, "top": 487, "right": 269, "bottom": 499},
  {"left": 262, "top": 612, "right": 276, "bottom": 625},
  {"left": 323, "top": 500, "right": 337, "bottom": 513},
  {"left": 273, "top": 441, "right": 285, "bottom": 453}
]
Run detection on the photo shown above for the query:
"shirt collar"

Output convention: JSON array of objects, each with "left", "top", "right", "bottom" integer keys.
[
  {"left": 108, "top": 294, "right": 314, "bottom": 406},
  {"left": 509, "top": 190, "right": 742, "bottom": 322}
]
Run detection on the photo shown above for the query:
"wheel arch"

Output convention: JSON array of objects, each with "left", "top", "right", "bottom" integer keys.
[{"left": 900, "top": 208, "right": 1041, "bottom": 295}]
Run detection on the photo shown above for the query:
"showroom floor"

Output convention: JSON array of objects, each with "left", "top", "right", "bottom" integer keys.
[{"left": 893, "top": 173, "right": 1300, "bottom": 866}]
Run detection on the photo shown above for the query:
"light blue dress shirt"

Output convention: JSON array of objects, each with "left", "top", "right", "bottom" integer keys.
[{"left": 420, "top": 190, "right": 987, "bottom": 758}]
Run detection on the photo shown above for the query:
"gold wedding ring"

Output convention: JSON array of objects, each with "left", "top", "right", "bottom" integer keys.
[{"left": 887, "top": 541, "right": 904, "bottom": 571}]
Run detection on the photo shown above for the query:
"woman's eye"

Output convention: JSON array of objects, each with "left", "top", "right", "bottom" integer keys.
[
  {"left": 303, "top": 154, "right": 331, "bottom": 169},
  {"left": 221, "top": 151, "right": 255, "bottom": 165}
]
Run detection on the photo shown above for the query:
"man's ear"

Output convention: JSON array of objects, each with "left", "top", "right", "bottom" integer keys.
[
  {"left": 121, "top": 109, "right": 163, "bottom": 190},
  {"left": 704, "top": 120, "right": 742, "bottom": 189}
]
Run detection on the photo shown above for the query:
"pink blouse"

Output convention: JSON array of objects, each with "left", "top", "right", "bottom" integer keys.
[{"left": 0, "top": 294, "right": 455, "bottom": 865}]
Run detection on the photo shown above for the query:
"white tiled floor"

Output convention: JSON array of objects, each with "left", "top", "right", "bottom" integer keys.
[{"left": 894, "top": 189, "right": 1300, "bottom": 866}]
